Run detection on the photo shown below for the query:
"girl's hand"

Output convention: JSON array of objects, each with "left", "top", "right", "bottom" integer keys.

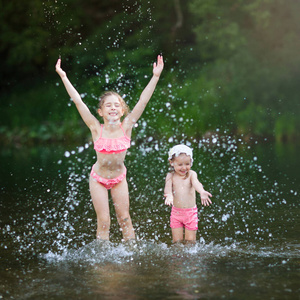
[
  {"left": 200, "top": 190, "right": 212, "bottom": 206},
  {"left": 55, "top": 58, "right": 66, "bottom": 78},
  {"left": 153, "top": 55, "right": 164, "bottom": 77},
  {"left": 164, "top": 194, "right": 174, "bottom": 206}
]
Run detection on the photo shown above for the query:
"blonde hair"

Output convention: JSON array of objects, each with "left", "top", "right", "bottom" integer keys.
[{"left": 98, "top": 91, "right": 129, "bottom": 116}]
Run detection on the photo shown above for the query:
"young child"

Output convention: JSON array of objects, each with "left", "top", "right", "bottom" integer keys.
[
  {"left": 164, "top": 144, "right": 212, "bottom": 244},
  {"left": 56, "top": 55, "right": 164, "bottom": 241}
]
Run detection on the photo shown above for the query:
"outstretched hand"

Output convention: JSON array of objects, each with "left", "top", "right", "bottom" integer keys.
[
  {"left": 164, "top": 194, "right": 174, "bottom": 206},
  {"left": 153, "top": 55, "right": 164, "bottom": 77},
  {"left": 55, "top": 58, "right": 66, "bottom": 78},
  {"left": 200, "top": 190, "right": 212, "bottom": 207}
]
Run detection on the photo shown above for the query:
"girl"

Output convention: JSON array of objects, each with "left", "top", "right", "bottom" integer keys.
[
  {"left": 164, "top": 144, "right": 212, "bottom": 243},
  {"left": 56, "top": 55, "right": 164, "bottom": 241}
]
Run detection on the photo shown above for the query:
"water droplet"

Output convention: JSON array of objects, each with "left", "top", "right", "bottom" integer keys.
[{"left": 64, "top": 151, "right": 70, "bottom": 157}]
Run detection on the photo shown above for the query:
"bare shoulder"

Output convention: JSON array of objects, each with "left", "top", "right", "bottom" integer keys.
[
  {"left": 165, "top": 172, "right": 173, "bottom": 181},
  {"left": 121, "top": 117, "right": 134, "bottom": 136},
  {"left": 189, "top": 170, "right": 198, "bottom": 178},
  {"left": 189, "top": 170, "right": 199, "bottom": 183}
]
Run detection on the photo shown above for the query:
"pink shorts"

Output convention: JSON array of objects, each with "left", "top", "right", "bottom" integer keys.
[
  {"left": 90, "top": 165, "right": 126, "bottom": 190},
  {"left": 170, "top": 206, "right": 198, "bottom": 231}
]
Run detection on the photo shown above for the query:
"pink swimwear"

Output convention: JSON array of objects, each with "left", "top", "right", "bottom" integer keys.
[
  {"left": 90, "top": 165, "right": 126, "bottom": 189},
  {"left": 91, "top": 124, "right": 130, "bottom": 189},
  {"left": 94, "top": 124, "right": 130, "bottom": 154},
  {"left": 170, "top": 206, "right": 198, "bottom": 231}
]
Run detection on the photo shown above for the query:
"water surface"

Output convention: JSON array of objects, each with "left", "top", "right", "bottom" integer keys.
[{"left": 1, "top": 138, "right": 299, "bottom": 299}]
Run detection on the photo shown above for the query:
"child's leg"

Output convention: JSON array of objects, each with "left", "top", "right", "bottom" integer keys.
[
  {"left": 111, "top": 178, "right": 135, "bottom": 241},
  {"left": 184, "top": 229, "right": 197, "bottom": 244},
  {"left": 172, "top": 227, "right": 184, "bottom": 243},
  {"left": 89, "top": 177, "right": 110, "bottom": 240}
]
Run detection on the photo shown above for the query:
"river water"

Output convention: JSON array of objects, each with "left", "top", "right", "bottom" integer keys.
[{"left": 0, "top": 136, "right": 299, "bottom": 299}]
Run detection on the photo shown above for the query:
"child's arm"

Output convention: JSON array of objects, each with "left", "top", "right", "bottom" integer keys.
[
  {"left": 164, "top": 173, "right": 173, "bottom": 206},
  {"left": 191, "top": 171, "right": 212, "bottom": 206},
  {"left": 126, "top": 55, "right": 164, "bottom": 125},
  {"left": 55, "top": 58, "right": 98, "bottom": 129}
]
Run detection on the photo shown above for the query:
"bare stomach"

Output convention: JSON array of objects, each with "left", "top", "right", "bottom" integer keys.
[
  {"left": 92, "top": 152, "right": 126, "bottom": 179},
  {"left": 172, "top": 194, "right": 196, "bottom": 209}
]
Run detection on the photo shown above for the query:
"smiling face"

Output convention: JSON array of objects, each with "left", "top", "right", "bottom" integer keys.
[
  {"left": 170, "top": 153, "right": 192, "bottom": 178},
  {"left": 98, "top": 94, "right": 124, "bottom": 123},
  {"left": 98, "top": 91, "right": 129, "bottom": 116}
]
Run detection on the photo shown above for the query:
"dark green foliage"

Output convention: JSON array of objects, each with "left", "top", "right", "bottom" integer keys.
[{"left": 1, "top": 0, "right": 299, "bottom": 145}]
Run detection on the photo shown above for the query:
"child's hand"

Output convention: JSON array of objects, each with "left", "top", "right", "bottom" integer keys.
[
  {"left": 200, "top": 190, "right": 212, "bottom": 206},
  {"left": 153, "top": 55, "right": 164, "bottom": 77},
  {"left": 55, "top": 58, "right": 66, "bottom": 78},
  {"left": 164, "top": 194, "right": 173, "bottom": 206}
]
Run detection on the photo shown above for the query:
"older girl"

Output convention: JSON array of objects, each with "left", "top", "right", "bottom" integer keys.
[{"left": 56, "top": 55, "right": 164, "bottom": 241}]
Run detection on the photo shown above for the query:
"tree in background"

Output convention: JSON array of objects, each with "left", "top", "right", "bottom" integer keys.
[
  {"left": 188, "top": 0, "right": 300, "bottom": 140},
  {"left": 1, "top": 0, "right": 299, "bottom": 144}
]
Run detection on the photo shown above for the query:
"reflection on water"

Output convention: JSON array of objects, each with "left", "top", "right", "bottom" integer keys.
[
  {"left": 3, "top": 240, "right": 299, "bottom": 299},
  {"left": 0, "top": 138, "right": 299, "bottom": 299}
]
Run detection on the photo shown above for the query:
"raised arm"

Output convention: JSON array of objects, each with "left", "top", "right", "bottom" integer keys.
[
  {"left": 191, "top": 171, "right": 212, "bottom": 206},
  {"left": 164, "top": 173, "right": 174, "bottom": 206},
  {"left": 125, "top": 55, "right": 164, "bottom": 125},
  {"left": 55, "top": 58, "right": 98, "bottom": 129}
]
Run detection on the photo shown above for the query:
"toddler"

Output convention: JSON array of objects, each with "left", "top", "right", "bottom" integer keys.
[{"left": 164, "top": 144, "right": 212, "bottom": 243}]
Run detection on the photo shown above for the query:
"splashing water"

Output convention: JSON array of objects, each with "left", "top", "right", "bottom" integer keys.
[
  {"left": 1, "top": 133, "right": 299, "bottom": 299},
  {"left": 1, "top": 133, "right": 298, "bottom": 258},
  {"left": 1, "top": 2, "right": 299, "bottom": 297}
]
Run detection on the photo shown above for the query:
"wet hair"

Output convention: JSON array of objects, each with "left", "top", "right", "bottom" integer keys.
[{"left": 98, "top": 91, "right": 130, "bottom": 116}]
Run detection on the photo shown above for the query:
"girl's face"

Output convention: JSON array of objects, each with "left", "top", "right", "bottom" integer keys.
[
  {"left": 98, "top": 95, "right": 124, "bottom": 122},
  {"left": 171, "top": 153, "right": 192, "bottom": 177}
]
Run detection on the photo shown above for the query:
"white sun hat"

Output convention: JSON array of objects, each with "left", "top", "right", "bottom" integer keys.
[{"left": 168, "top": 144, "right": 193, "bottom": 165}]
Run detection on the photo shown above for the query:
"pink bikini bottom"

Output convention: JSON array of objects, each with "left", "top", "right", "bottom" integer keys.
[{"left": 90, "top": 165, "right": 126, "bottom": 190}]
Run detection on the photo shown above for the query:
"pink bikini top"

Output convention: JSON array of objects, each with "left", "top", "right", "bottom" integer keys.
[{"left": 94, "top": 124, "right": 131, "bottom": 154}]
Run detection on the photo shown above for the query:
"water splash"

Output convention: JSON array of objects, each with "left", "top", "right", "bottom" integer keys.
[
  {"left": 41, "top": 239, "right": 300, "bottom": 268},
  {"left": 2, "top": 133, "right": 298, "bottom": 261}
]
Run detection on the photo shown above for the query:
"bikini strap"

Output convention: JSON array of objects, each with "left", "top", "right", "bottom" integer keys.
[
  {"left": 119, "top": 123, "right": 126, "bottom": 136},
  {"left": 100, "top": 123, "right": 127, "bottom": 137}
]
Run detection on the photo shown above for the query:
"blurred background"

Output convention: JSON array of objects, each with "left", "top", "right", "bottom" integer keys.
[
  {"left": 1, "top": 0, "right": 299, "bottom": 147},
  {"left": 1, "top": 3, "right": 299, "bottom": 298}
]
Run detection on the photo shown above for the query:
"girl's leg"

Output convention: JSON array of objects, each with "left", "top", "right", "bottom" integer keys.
[
  {"left": 172, "top": 228, "right": 184, "bottom": 243},
  {"left": 185, "top": 229, "right": 197, "bottom": 244},
  {"left": 89, "top": 176, "right": 110, "bottom": 240},
  {"left": 110, "top": 178, "right": 135, "bottom": 241}
]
